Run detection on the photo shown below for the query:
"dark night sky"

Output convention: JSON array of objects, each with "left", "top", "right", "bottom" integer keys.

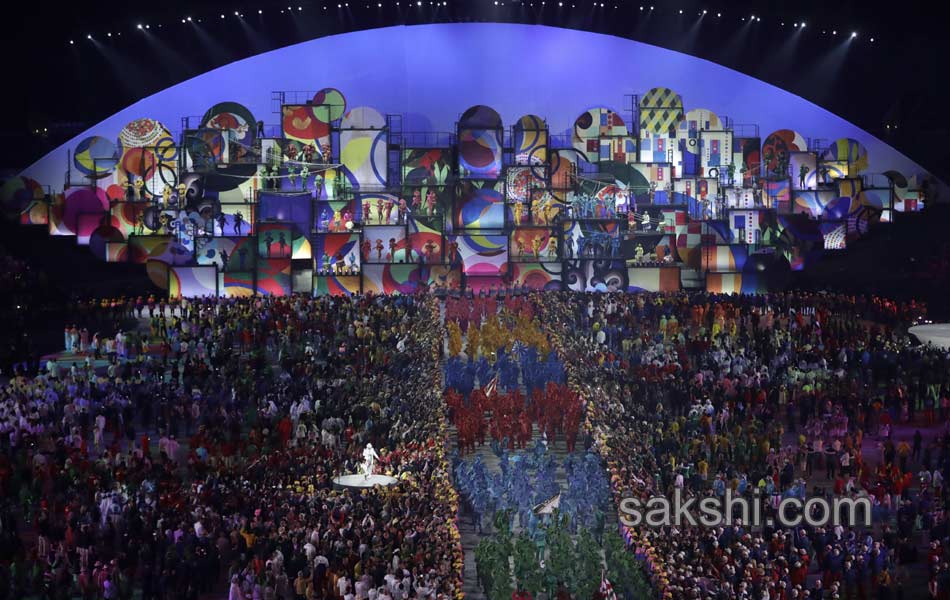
[{"left": 2, "top": 0, "right": 947, "bottom": 179}]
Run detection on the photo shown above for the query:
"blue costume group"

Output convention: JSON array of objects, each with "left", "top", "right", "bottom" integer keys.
[
  {"left": 443, "top": 346, "right": 565, "bottom": 398},
  {"left": 453, "top": 440, "right": 611, "bottom": 544}
]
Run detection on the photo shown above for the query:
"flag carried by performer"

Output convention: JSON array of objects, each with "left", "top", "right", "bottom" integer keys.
[
  {"left": 532, "top": 492, "right": 561, "bottom": 515},
  {"left": 600, "top": 570, "right": 617, "bottom": 600},
  {"left": 483, "top": 373, "right": 499, "bottom": 399}
]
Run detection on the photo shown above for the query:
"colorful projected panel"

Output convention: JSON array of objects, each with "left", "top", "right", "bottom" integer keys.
[
  {"left": 314, "top": 274, "right": 361, "bottom": 296},
  {"left": 169, "top": 265, "right": 218, "bottom": 298},
  {"left": 20, "top": 201, "right": 49, "bottom": 225},
  {"left": 699, "top": 130, "right": 732, "bottom": 179},
  {"left": 564, "top": 259, "right": 628, "bottom": 292},
  {"left": 116, "top": 118, "right": 179, "bottom": 198},
  {"left": 293, "top": 235, "right": 312, "bottom": 260},
  {"left": 506, "top": 166, "right": 548, "bottom": 203},
  {"left": 454, "top": 182, "right": 505, "bottom": 229},
  {"left": 361, "top": 226, "right": 408, "bottom": 263},
  {"left": 550, "top": 150, "right": 578, "bottom": 190},
  {"left": 821, "top": 222, "right": 847, "bottom": 250},
  {"left": 762, "top": 129, "right": 807, "bottom": 179},
  {"left": 701, "top": 245, "right": 749, "bottom": 272},
  {"left": 58, "top": 187, "right": 109, "bottom": 236},
  {"left": 821, "top": 138, "right": 869, "bottom": 176},
  {"left": 639, "top": 87, "right": 684, "bottom": 164},
  {"left": 733, "top": 138, "right": 761, "bottom": 187},
  {"left": 282, "top": 104, "right": 332, "bottom": 153},
  {"left": 128, "top": 235, "right": 191, "bottom": 265},
  {"left": 403, "top": 148, "right": 453, "bottom": 186},
  {"left": 626, "top": 267, "right": 681, "bottom": 292},
  {"left": 790, "top": 152, "right": 818, "bottom": 190},
  {"left": 216, "top": 204, "right": 255, "bottom": 236},
  {"left": 510, "top": 227, "right": 558, "bottom": 262},
  {"left": 318, "top": 198, "right": 360, "bottom": 230},
  {"left": 791, "top": 190, "right": 837, "bottom": 218},
  {"left": 196, "top": 236, "right": 257, "bottom": 272},
  {"left": 403, "top": 187, "right": 449, "bottom": 227},
  {"left": 256, "top": 258, "right": 292, "bottom": 295},
  {"left": 362, "top": 264, "right": 425, "bottom": 295},
  {"left": 448, "top": 234, "right": 508, "bottom": 275},
  {"left": 257, "top": 223, "right": 293, "bottom": 259},
  {"left": 220, "top": 272, "right": 255, "bottom": 297},
  {"left": 678, "top": 109, "right": 723, "bottom": 177},
  {"left": 562, "top": 220, "right": 624, "bottom": 260},
  {"left": 459, "top": 129, "right": 502, "bottom": 179},
  {"left": 110, "top": 202, "right": 148, "bottom": 237},
  {"left": 765, "top": 179, "right": 791, "bottom": 211},
  {"left": 340, "top": 107, "right": 388, "bottom": 189},
  {"left": 76, "top": 213, "right": 106, "bottom": 246},
  {"left": 573, "top": 108, "right": 629, "bottom": 163},
  {"left": 629, "top": 163, "right": 672, "bottom": 204},
  {"left": 672, "top": 179, "right": 702, "bottom": 216},
  {"left": 315, "top": 232, "right": 361, "bottom": 273},
  {"left": 706, "top": 273, "right": 766, "bottom": 294},
  {"left": 724, "top": 188, "right": 757, "bottom": 209},
  {"left": 408, "top": 218, "right": 443, "bottom": 263},
  {"left": 510, "top": 262, "right": 562, "bottom": 291},
  {"left": 513, "top": 115, "right": 548, "bottom": 166},
  {"left": 199, "top": 100, "right": 257, "bottom": 163},
  {"left": 729, "top": 210, "right": 763, "bottom": 245},
  {"left": 73, "top": 136, "right": 119, "bottom": 180}
]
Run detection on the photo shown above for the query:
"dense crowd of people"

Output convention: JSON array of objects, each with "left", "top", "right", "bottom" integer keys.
[
  {"left": 1, "top": 286, "right": 948, "bottom": 600},
  {"left": 0, "top": 294, "right": 462, "bottom": 600},
  {"left": 536, "top": 290, "right": 949, "bottom": 599}
]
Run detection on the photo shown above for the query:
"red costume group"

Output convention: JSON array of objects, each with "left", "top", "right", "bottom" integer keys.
[{"left": 446, "top": 382, "right": 582, "bottom": 456}]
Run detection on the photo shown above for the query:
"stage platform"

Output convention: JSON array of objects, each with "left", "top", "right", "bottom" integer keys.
[{"left": 332, "top": 474, "right": 398, "bottom": 490}]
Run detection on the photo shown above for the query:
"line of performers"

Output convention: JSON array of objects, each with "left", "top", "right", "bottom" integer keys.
[
  {"left": 362, "top": 190, "right": 440, "bottom": 225},
  {"left": 445, "top": 382, "right": 583, "bottom": 456}
]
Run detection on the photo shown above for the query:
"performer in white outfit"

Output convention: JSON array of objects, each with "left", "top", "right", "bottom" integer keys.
[{"left": 361, "top": 443, "right": 380, "bottom": 479}]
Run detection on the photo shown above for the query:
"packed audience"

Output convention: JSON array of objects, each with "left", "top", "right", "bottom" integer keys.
[
  {"left": 536, "top": 290, "right": 949, "bottom": 600},
  {"left": 0, "top": 294, "right": 462, "bottom": 600}
]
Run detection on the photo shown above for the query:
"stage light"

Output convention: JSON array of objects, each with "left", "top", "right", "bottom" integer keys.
[
  {"left": 702, "top": 9, "right": 706, "bottom": 14},
  {"left": 851, "top": 31, "right": 857, "bottom": 38},
  {"left": 870, "top": 37, "right": 874, "bottom": 42},
  {"left": 259, "top": 9, "right": 263, "bottom": 13},
  {"left": 87, "top": 34, "right": 92, "bottom": 39},
  {"left": 146, "top": 24, "right": 150, "bottom": 28},
  {"left": 137, "top": 24, "right": 143, "bottom": 29},
  {"left": 801, "top": 22, "right": 805, "bottom": 28},
  {"left": 678, "top": 9, "right": 683, "bottom": 14},
  {"left": 832, "top": 30, "right": 836, "bottom": 35},
  {"left": 559, "top": 2, "right": 562, "bottom": 6},
  {"left": 220, "top": 14, "right": 225, "bottom": 18},
  {"left": 235, "top": 11, "right": 239, "bottom": 15},
  {"left": 716, "top": 12, "right": 720, "bottom": 17},
  {"left": 639, "top": 5, "right": 643, "bottom": 9},
  {"left": 187, "top": 16, "right": 192, "bottom": 21},
  {"left": 181, "top": 19, "right": 186, "bottom": 23},
  {"left": 70, "top": 40, "right": 74, "bottom": 44},
  {"left": 756, "top": 16, "right": 760, "bottom": 21},
  {"left": 107, "top": 32, "right": 112, "bottom": 36}
]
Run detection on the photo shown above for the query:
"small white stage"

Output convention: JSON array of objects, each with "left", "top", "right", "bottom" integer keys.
[
  {"left": 909, "top": 323, "right": 950, "bottom": 350},
  {"left": 332, "top": 474, "right": 398, "bottom": 490}
]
